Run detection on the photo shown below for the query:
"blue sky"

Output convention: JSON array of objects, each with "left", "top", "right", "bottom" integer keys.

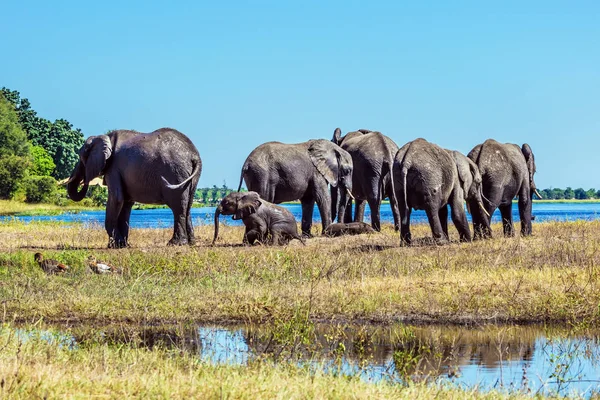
[{"left": 2, "top": 1, "right": 599, "bottom": 189}]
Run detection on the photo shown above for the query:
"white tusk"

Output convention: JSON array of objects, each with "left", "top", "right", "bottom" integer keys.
[
  {"left": 346, "top": 188, "right": 355, "bottom": 200},
  {"left": 534, "top": 189, "right": 543, "bottom": 200},
  {"left": 479, "top": 201, "right": 490, "bottom": 218}
]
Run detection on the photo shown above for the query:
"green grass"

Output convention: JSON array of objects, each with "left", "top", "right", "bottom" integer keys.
[
  {"left": 2, "top": 219, "right": 600, "bottom": 326},
  {"left": 0, "top": 199, "right": 100, "bottom": 216}
]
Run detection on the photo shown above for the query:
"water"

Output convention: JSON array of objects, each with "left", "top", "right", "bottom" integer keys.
[
  {"left": 2, "top": 202, "right": 600, "bottom": 228},
  {"left": 26, "top": 323, "right": 600, "bottom": 398}
]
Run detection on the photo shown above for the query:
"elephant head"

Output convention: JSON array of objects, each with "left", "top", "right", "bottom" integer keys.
[
  {"left": 452, "top": 151, "right": 489, "bottom": 219},
  {"left": 521, "top": 144, "right": 541, "bottom": 199},
  {"left": 213, "top": 191, "right": 262, "bottom": 244},
  {"left": 307, "top": 139, "right": 353, "bottom": 223},
  {"left": 67, "top": 135, "right": 112, "bottom": 201}
]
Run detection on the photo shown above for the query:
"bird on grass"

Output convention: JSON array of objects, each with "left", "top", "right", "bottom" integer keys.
[
  {"left": 86, "top": 255, "right": 122, "bottom": 274},
  {"left": 34, "top": 253, "right": 69, "bottom": 275}
]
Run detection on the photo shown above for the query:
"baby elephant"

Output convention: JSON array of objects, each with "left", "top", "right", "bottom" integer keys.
[
  {"left": 323, "top": 222, "right": 376, "bottom": 237},
  {"left": 213, "top": 191, "right": 304, "bottom": 245}
]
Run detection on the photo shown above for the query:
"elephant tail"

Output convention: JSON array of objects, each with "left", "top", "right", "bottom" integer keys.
[
  {"left": 382, "top": 147, "right": 400, "bottom": 230},
  {"left": 401, "top": 165, "right": 409, "bottom": 225},
  {"left": 162, "top": 160, "right": 202, "bottom": 191}
]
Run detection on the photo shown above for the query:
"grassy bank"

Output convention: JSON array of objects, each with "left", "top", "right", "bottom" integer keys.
[
  {"left": 0, "top": 323, "right": 529, "bottom": 399},
  {"left": 1, "top": 219, "right": 600, "bottom": 326},
  {"left": 0, "top": 199, "right": 100, "bottom": 216}
]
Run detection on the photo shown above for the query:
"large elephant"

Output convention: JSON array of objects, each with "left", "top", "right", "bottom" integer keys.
[
  {"left": 467, "top": 139, "right": 540, "bottom": 238},
  {"left": 393, "top": 138, "right": 488, "bottom": 244},
  {"left": 332, "top": 128, "right": 401, "bottom": 231},
  {"left": 237, "top": 139, "right": 353, "bottom": 236},
  {"left": 213, "top": 191, "right": 303, "bottom": 245},
  {"left": 67, "top": 128, "right": 201, "bottom": 248}
]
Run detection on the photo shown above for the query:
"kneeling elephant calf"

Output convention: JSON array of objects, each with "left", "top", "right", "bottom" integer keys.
[{"left": 213, "top": 192, "right": 304, "bottom": 245}]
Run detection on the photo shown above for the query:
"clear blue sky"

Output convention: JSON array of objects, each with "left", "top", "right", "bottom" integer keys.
[{"left": 2, "top": 1, "right": 599, "bottom": 189}]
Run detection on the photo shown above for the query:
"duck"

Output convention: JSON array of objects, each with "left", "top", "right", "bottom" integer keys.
[
  {"left": 86, "top": 255, "right": 122, "bottom": 274},
  {"left": 34, "top": 253, "right": 69, "bottom": 275}
]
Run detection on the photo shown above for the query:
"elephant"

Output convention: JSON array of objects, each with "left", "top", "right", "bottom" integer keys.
[
  {"left": 237, "top": 139, "right": 353, "bottom": 236},
  {"left": 393, "top": 138, "right": 488, "bottom": 245},
  {"left": 213, "top": 191, "right": 304, "bottom": 245},
  {"left": 67, "top": 128, "right": 201, "bottom": 248},
  {"left": 467, "top": 139, "right": 540, "bottom": 238},
  {"left": 323, "top": 222, "right": 376, "bottom": 237},
  {"left": 331, "top": 128, "right": 401, "bottom": 231}
]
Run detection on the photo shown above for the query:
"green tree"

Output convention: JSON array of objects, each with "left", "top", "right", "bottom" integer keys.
[
  {"left": 542, "top": 188, "right": 554, "bottom": 199},
  {"left": 586, "top": 188, "right": 596, "bottom": 199},
  {"left": 30, "top": 145, "right": 55, "bottom": 176},
  {"left": 574, "top": 188, "right": 587, "bottom": 200},
  {"left": 564, "top": 187, "right": 575, "bottom": 200},
  {"left": 552, "top": 188, "right": 565, "bottom": 200},
  {"left": 0, "top": 94, "right": 30, "bottom": 199}
]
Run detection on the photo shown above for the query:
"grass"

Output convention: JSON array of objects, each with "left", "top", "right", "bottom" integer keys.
[
  {"left": 0, "top": 199, "right": 100, "bottom": 216},
  {"left": 0, "top": 323, "right": 537, "bottom": 399},
  {"left": 1, "top": 218, "right": 600, "bottom": 326}
]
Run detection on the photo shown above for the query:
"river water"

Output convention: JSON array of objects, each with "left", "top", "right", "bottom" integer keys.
[
  {"left": 17, "top": 323, "right": 600, "bottom": 398},
  {"left": 3, "top": 202, "right": 600, "bottom": 227}
]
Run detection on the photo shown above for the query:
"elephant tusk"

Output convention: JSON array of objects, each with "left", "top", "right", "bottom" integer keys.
[
  {"left": 534, "top": 189, "right": 543, "bottom": 199},
  {"left": 346, "top": 188, "right": 355, "bottom": 200},
  {"left": 478, "top": 201, "right": 490, "bottom": 218}
]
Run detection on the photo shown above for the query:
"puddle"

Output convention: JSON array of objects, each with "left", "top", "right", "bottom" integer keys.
[{"left": 15, "top": 323, "right": 600, "bottom": 397}]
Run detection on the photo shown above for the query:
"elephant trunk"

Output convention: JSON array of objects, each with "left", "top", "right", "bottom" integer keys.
[
  {"left": 212, "top": 205, "right": 222, "bottom": 245},
  {"left": 66, "top": 161, "right": 89, "bottom": 202}
]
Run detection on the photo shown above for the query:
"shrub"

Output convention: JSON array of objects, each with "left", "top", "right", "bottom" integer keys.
[{"left": 24, "top": 175, "right": 57, "bottom": 203}]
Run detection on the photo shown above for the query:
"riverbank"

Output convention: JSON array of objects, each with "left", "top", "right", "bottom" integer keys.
[
  {"left": 1, "top": 219, "right": 600, "bottom": 326},
  {"left": 0, "top": 200, "right": 101, "bottom": 216}
]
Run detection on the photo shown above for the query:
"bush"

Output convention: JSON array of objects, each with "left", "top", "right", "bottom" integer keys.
[
  {"left": 87, "top": 184, "right": 108, "bottom": 206},
  {"left": 24, "top": 175, "right": 57, "bottom": 203}
]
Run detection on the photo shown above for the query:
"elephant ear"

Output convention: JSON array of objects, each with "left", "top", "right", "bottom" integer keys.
[
  {"left": 85, "top": 135, "right": 112, "bottom": 184},
  {"left": 308, "top": 140, "right": 341, "bottom": 187},
  {"left": 332, "top": 128, "right": 342, "bottom": 145},
  {"left": 235, "top": 191, "right": 262, "bottom": 220},
  {"left": 521, "top": 143, "right": 536, "bottom": 187},
  {"left": 453, "top": 152, "right": 473, "bottom": 198}
]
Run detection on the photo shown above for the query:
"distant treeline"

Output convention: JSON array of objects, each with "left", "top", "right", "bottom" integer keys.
[
  {"left": 194, "top": 185, "right": 243, "bottom": 206},
  {"left": 539, "top": 188, "right": 600, "bottom": 200}
]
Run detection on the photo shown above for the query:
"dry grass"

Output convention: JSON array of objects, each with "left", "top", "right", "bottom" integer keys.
[{"left": 1, "top": 219, "right": 600, "bottom": 325}]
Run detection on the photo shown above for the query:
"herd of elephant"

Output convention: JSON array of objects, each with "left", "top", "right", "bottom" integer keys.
[{"left": 65, "top": 127, "right": 539, "bottom": 248}]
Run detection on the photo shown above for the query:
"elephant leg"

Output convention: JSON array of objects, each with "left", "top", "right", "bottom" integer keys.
[
  {"left": 385, "top": 179, "right": 401, "bottom": 231},
  {"left": 354, "top": 199, "right": 366, "bottom": 223},
  {"left": 518, "top": 186, "right": 533, "bottom": 236},
  {"left": 367, "top": 197, "right": 382, "bottom": 232},
  {"left": 315, "top": 182, "right": 332, "bottom": 234},
  {"left": 105, "top": 194, "right": 124, "bottom": 248},
  {"left": 400, "top": 208, "right": 412, "bottom": 245},
  {"left": 271, "top": 230, "right": 282, "bottom": 246},
  {"left": 426, "top": 207, "right": 447, "bottom": 244},
  {"left": 499, "top": 204, "right": 514, "bottom": 237},
  {"left": 300, "top": 197, "right": 315, "bottom": 237},
  {"left": 344, "top": 199, "right": 353, "bottom": 223},
  {"left": 185, "top": 185, "right": 196, "bottom": 245},
  {"left": 168, "top": 202, "right": 188, "bottom": 246},
  {"left": 117, "top": 201, "right": 135, "bottom": 247},
  {"left": 450, "top": 197, "right": 471, "bottom": 242},
  {"left": 438, "top": 205, "right": 449, "bottom": 240},
  {"left": 246, "top": 229, "right": 263, "bottom": 245}
]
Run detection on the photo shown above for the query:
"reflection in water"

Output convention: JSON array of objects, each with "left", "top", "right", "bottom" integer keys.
[{"left": 18, "top": 323, "right": 600, "bottom": 397}]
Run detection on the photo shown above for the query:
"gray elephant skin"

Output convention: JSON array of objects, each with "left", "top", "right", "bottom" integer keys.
[
  {"left": 393, "top": 138, "right": 487, "bottom": 244},
  {"left": 238, "top": 139, "right": 353, "bottom": 236},
  {"left": 213, "top": 191, "right": 304, "bottom": 245},
  {"left": 67, "top": 128, "right": 201, "bottom": 248},
  {"left": 468, "top": 139, "right": 540, "bottom": 238},
  {"left": 323, "top": 222, "right": 376, "bottom": 237},
  {"left": 332, "top": 128, "right": 401, "bottom": 231}
]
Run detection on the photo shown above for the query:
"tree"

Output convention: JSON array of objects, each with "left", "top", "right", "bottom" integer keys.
[
  {"left": 586, "top": 188, "right": 596, "bottom": 199},
  {"left": 0, "top": 94, "right": 30, "bottom": 199},
  {"left": 30, "top": 145, "right": 55, "bottom": 176},
  {"left": 564, "top": 187, "right": 575, "bottom": 200},
  {"left": 574, "top": 188, "right": 588, "bottom": 200},
  {"left": 24, "top": 176, "right": 57, "bottom": 203},
  {"left": 1, "top": 87, "right": 84, "bottom": 180},
  {"left": 542, "top": 188, "right": 554, "bottom": 199},
  {"left": 552, "top": 188, "right": 565, "bottom": 200}
]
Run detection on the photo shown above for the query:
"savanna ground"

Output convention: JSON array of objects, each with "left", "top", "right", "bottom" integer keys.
[{"left": 1, "top": 216, "right": 600, "bottom": 398}]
